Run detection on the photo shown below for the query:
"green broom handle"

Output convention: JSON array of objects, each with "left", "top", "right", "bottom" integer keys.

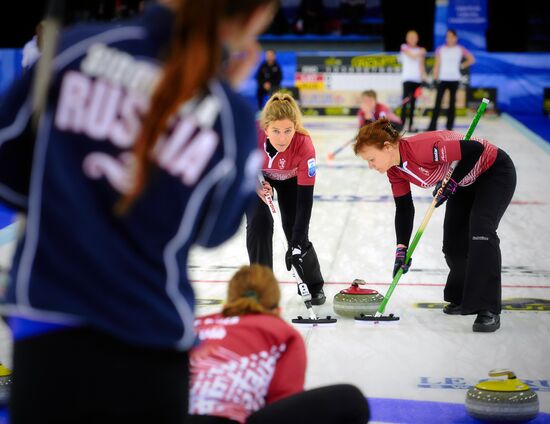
[{"left": 376, "top": 98, "right": 490, "bottom": 316}]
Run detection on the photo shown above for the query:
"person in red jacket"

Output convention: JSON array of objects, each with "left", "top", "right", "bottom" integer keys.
[
  {"left": 247, "top": 91, "right": 325, "bottom": 304},
  {"left": 357, "top": 90, "right": 403, "bottom": 131},
  {"left": 187, "top": 264, "right": 370, "bottom": 424},
  {"left": 353, "top": 118, "right": 516, "bottom": 332}
]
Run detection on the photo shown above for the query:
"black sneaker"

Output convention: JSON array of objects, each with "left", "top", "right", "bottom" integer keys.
[
  {"left": 443, "top": 303, "right": 462, "bottom": 315},
  {"left": 310, "top": 289, "right": 326, "bottom": 306},
  {"left": 473, "top": 311, "right": 500, "bottom": 332}
]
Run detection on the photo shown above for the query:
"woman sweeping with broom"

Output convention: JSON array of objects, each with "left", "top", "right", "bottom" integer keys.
[
  {"left": 354, "top": 118, "right": 516, "bottom": 332},
  {"left": 247, "top": 92, "right": 325, "bottom": 305}
]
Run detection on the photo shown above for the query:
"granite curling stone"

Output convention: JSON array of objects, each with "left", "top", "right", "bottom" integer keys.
[
  {"left": 466, "top": 369, "right": 539, "bottom": 422},
  {"left": 0, "top": 362, "right": 12, "bottom": 406},
  {"left": 333, "top": 279, "right": 384, "bottom": 317}
]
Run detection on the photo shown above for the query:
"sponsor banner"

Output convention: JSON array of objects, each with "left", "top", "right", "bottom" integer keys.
[
  {"left": 295, "top": 53, "right": 470, "bottom": 114},
  {"left": 295, "top": 72, "right": 324, "bottom": 90},
  {"left": 302, "top": 107, "right": 359, "bottom": 116},
  {"left": 296, "top": 54, "right": 469, "bottom": 84},
  {"left": 297, "top": 54, "right": 401, "bottom": 74},
  {"left": 447, "top": 0, "right": 488, "bottom": 51},
  {"left": 300, "top": 85, "right": 467, "bottom": 113},
  {"left": 466, "top": 86, "right": 498, "bottom": 112},
  {"left": 299, "top": 89, "right": 360, "bottom": 108}
]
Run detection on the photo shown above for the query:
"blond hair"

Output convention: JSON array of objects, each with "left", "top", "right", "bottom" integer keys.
[
  {"left": 222, "top": 265, "right": 281, "bottom": 317},
  {"left": 260, "top": 91, "right": 309, "bottom": 135}
]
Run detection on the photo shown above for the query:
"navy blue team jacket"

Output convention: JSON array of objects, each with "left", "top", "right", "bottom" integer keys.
[{"left": 0, "top": 5, "right": 259, "bottom": 349}]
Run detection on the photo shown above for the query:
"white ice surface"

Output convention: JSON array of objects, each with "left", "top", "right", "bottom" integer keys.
[{"left": 1, "top": 114, "right": 549, "bottom": 419}]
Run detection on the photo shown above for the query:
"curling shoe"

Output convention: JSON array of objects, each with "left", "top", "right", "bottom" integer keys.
[
  {"left": 473, "top": 311, "right": 500, "bottom": 333},
  {"left": 443, "top": 303, "right": 462, "bottom": 315},
  {"left": 310, "top": 289, "right": 326, "bottom": 306}
]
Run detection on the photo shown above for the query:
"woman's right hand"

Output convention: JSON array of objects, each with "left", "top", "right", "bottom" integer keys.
[{"left": 256, "top": 180, "right": 273, "bottom": 204}]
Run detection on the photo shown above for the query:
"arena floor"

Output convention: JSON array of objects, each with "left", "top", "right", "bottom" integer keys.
[{"left": 1, "top": 114, "right": 550, "bottom": 423}]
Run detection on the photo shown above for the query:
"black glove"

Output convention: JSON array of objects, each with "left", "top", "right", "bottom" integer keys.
[
  {"left": 285, "top": 243, "right": 307, "bottom": 279},
  {"left": 393, "top": 246, "right": 412, "bottom": 278},
  {"left": 433, "top": 178, "right": 458, "bottom": 208}
]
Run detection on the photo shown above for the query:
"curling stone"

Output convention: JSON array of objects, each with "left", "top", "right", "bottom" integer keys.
[
  {"left": 333, "top": 279, "right": 384, "bottom": 318},
  {"left": 466, "top": 369, "right": 539, "bottom": 422},
  {"left": 0, "top": 363, "right": 11, "bottom": 406}
]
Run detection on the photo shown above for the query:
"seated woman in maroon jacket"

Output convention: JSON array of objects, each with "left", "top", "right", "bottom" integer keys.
[{"left": 187, "top": 264, "right": 370, "bottom": 424}]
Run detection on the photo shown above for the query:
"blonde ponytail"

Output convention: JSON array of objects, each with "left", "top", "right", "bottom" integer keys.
[{"left": 260, "top": 91, "right": 308, "bottom": 136}]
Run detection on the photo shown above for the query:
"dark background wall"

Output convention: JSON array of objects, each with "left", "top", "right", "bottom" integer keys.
[
  {"left": 0, "top": 0, "right": 548, "bottom": 52},
  {"left": 487, "top": 0, "right": 550, "bottom": 52},
  {"left": 0, "top": 0, "right": 142, "bottom": 48},
  {"left": 381, "top": 0, "right": 436, "bottom": 52}
]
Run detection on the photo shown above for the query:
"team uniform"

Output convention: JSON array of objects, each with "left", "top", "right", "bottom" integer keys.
[
  {"left": 358, "top": 103, "right": 403, "bottom": 131},
  {"left": 188, "top": 313, "right": 306, "bottom": 423},
  {"left": 0, "top": 4, "right": 259, "bottom": 422},
  {"left": 388, "top": 131, "right": 516, "bottom": 316},
  {"left": 399, "top": 43, "right": 424, "bottom": 131},
  {"left": 428, "top": 44, "right": 472, "bottom": 131},
  {"left": 187, "top": 313, "right": 370, "bottom": 424},
  {"left": 246, "top": 131, "right": 324, "bottom": 298}
]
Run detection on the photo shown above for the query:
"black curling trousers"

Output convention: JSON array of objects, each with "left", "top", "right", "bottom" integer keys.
[
  {"left": 428, "top": 80, "right": 459, "bottom": 131},
  {"left": 400, "top": 81, "right": 421, "bottom": 130},
  {"left": 246, "top": 178, "right": 324, "bottom": 294},
  {"left": 187, "top": 384, "right": 370, "bottom": 424},
  {"left": 442, "top": 149, "right": 516, "bottom": 315}
]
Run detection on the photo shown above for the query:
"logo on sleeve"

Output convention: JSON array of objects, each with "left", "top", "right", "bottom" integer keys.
[
  {"left": 307, "top": 158, "right": 316, "bottom": 177},
  {"left": 433, "top": 147, "right": 439, "bottom": 162}
]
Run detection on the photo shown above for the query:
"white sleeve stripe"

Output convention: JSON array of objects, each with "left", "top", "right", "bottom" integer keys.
[
  {"left": 0, "top": 100, "right": 32, "bottom": 148},
  {"left": 0, "top": 184, "right": 28, "bottom": 207},
  {"left": 53, "top": 27, "right": 146, "bottom": 71},
  {"left": 164, "top": 159, "right": 237, "bottom": 350},
  {"left": 195, "top": 80, "right": 238, "bottom": 246},
  {"left": 15, "top": 109, "right": 55, "bottom": 306}
]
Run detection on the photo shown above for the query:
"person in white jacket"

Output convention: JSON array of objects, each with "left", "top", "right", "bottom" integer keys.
[
  {"left": 399, "top": 30, "right": 426, "bottom": 133},
  {"left": 21, "top": 21, "right": 44, "bottom": 70},
  {"left": 427, "top": 29, "right": 475, "bottom": 131}
]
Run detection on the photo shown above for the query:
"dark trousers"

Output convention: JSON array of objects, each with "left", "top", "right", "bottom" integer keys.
[
  {"left": 246, "top": 180, "right": 324, "bottom": 293},
  {"left": 428, "top": 80, "right": 459, "bottom": 131},
  {"left": 257, "top": 85, "right": 279, "bottom": 110},
  {"left": 187, "top": 384, "right": 370, "bottom": 424},
  {"left": 442, "top": 150, "right": 516, "bottom": 315},
  {"left": 9, "top": 327, "right": 189, "bottom": 424},
  {"left": 400, "top": 81, "right": 422, "bottom": 130}
]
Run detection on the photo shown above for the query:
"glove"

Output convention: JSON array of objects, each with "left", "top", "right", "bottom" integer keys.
[
  {"left": 433, "top": 178, "right": 458, "bottom": 208},
  {"left": 393, "top": 246, "right": 412, "bottom": 278},
  {"left": 285, "top": 243, "right": 306, "bottom": 279}
]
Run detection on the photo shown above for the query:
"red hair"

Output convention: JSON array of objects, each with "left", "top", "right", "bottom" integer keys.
[{"left": 353, "top": 118, "right": 402, "bottom": 154}]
